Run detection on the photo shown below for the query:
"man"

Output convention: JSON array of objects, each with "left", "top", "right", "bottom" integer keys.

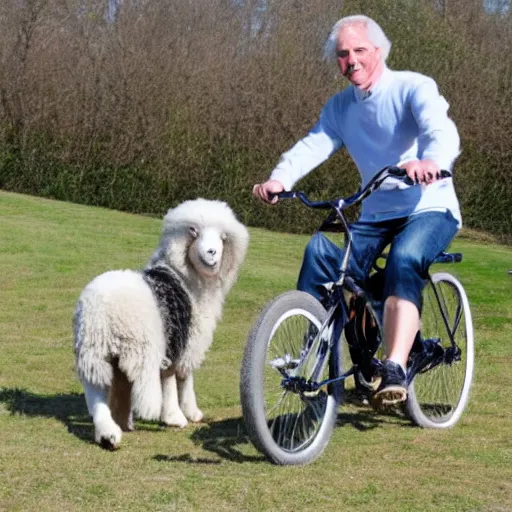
[{"left": 252, "top": 15, "right": 461, "bottom": 408}]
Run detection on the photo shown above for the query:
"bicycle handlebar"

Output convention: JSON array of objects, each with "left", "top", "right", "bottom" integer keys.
[{"left": 274, "top": 166, "right": 452, "bottom": 211}]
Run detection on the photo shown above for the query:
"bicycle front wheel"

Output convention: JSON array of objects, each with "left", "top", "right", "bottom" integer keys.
[
  {"left": 406, "top": 272, "right": 474, "bottom": 428},
  {"left": 240, "top": 291, "right": 342, "bottom": 465}
]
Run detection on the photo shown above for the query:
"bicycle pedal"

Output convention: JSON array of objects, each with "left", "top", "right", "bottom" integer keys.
[
  {"left": 370, "top": 387, "right": 408, "bottom": 410},
  {"left": 356, "top": 371, "right": 382, "bottom": 391},
  {"left": 302, "top": 387, "right": 326, "bottom": 398}
]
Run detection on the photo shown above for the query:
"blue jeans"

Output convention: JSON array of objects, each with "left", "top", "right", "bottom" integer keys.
[{"left": 297, "top": 210, "right": 459, "bottom": 312}]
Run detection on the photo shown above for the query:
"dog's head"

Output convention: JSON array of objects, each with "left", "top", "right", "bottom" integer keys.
[
  {"left": 149, "top": 199, "right": 249, "bottom": 292},
  {"left": 186, "top": 223, "right": 226, "bottom": 278}
]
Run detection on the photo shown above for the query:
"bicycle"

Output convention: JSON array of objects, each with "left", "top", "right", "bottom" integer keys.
[{"left": 240, "top": 166, "right": 474, "bottom": 465}]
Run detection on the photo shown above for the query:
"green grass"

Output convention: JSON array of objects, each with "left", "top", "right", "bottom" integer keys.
[{"left": 0, "top": 190, "right": 511, "bottom": 512}]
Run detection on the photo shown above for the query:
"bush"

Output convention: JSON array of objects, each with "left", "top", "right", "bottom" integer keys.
[{"left": 0, "top": 0, "right": 510, "bottom": 242}]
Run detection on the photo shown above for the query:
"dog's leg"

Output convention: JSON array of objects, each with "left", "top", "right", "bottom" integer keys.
[
  {"left": 130, "top": 367, "right": 162, "bottom": 421},
  {"left": 161, "top": 371, "right": 188, "bottom": 427},
  {"left": 83, "top": 380, "right": 123, "bottom": 450},
  {"left": 177, "top": 372, "right": 204, "bottom": 423},
  {"left": 109, "top": 366, "right": 133, "bottom": 432}
]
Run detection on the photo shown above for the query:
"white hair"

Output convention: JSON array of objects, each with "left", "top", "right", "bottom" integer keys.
[
  {"left": 324, "top": 15, "right": 391, "bottom": 62},
  {"left": 73, "top": 198, "right": 249, "bottom": 449}
]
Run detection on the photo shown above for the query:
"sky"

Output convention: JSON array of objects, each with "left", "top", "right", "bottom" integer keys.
[
  {"left": 483, "top": 0, "right": 510, "bottom": 13},
  {"left": 103, "top": 0, "right": 510, "bottom": 24}
]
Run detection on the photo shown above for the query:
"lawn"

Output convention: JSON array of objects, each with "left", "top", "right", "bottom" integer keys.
[{"left": 0, "top": 190, "right": 511, "bottom": 512}]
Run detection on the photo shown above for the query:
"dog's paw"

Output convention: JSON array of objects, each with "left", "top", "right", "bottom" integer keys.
[
  {"left": 161, "top": 409, "right": 188, "bottom": 428},
  {"left": 95, "top": 422, "right": 123, "bottom": 450},
  {"left": 183, "top": 407, "right": 204, "bottom": 423}
]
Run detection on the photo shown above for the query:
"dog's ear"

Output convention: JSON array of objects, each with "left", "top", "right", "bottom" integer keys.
[{"left": 219, "top": 217, "right": 249, "bottom": 294}]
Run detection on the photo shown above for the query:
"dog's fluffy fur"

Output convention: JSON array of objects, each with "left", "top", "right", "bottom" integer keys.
[{"left": 73, "top": 199, "right": 249, "bottom": 449}]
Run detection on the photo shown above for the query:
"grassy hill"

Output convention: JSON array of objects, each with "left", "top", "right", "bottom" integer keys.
[{"left": 0, "top": 190, "right": 511, "bottom": 511}]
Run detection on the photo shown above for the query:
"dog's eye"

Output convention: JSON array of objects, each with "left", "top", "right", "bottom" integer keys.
[{"left": 188, "top": 226, "right": 199, "bottom": 238}]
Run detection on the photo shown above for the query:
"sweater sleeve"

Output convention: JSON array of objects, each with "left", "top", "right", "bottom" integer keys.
[
  {"left": 269, "top": 99, "right": 344, "bottom": 190},
  {"left": 409, "top": 78, "right": 460, "bottom": 171}
]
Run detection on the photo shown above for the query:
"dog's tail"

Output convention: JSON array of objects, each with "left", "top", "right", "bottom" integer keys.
[{"left": 73, "top": 299, "right": 114, "bottom": 388}]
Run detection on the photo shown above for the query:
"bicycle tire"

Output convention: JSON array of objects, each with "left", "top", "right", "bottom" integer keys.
[
  {"left": 240, "top": 290, "right": 342, "bottom": 465},
  {"left": 406, "top": 272, "right": 474, "bottom": 428}
]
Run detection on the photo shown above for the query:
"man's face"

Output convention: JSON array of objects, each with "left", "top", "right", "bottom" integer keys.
[{"left": 335, "top": 24, "right": 382, "bottom": 90}]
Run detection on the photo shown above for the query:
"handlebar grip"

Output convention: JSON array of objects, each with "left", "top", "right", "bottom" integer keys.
[
  {"left": 275, "top": 191, "right": 296, "bottom": 200},
  {"left": 267, "top": 191, "right": 296, "bottom": 202},
  {"left": 387, "top": 167, "right": 452, "bottom": 185}
]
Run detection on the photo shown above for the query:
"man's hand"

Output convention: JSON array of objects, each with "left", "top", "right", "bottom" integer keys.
[
  {"left": 401, "top": 159, "right": 441, "bottom": 185},
  {"left": 252, "top": 180, "right": 285, "bottom": 204}
]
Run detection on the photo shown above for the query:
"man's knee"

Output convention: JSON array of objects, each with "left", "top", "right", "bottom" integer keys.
[
  {"left": 302, "top": 232, "right": 332, "bottom": 265},
  {"left": 389, "top": 246, "right": 424, "bottom": 275},
  {"left": 298, "top": 232, "right": 344, "bottom": 302},
  {"left": 304, "top": 232, "right": 327, "bottom": 254}
]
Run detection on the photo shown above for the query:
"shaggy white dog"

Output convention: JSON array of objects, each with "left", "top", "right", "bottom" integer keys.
[{"left": 73, "top": 199, "right": 249, "bottom": 449}]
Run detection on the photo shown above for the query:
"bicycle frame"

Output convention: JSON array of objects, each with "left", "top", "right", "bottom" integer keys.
[
  {"left": 276, "top": 166, "right": 459, "bottom": 393},
  {"left": 292, "top": 259, "right": 465, "bottom": 394}
]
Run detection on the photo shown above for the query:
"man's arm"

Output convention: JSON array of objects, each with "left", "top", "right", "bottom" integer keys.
[
  {"left": 403, "top": 78, "right": 460, "bottom": 184},
  {"left": 253, "top": 100, "right": 344, "bottom": 204}
]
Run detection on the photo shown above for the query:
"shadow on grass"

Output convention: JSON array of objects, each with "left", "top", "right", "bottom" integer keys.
[
  {"left": 0, "top": 387, "right": 164, "bottom": 445},
  {"left": 0, "top": 388, "right": 411, "bottom": 458},
  {"left": 179, "top": 404, "right": 409, "bottom": 464},
  {"left": 189, "top": 417, "right": 265, "bottom": 463},
  {"left": 158, "top": 398, "right": 411, "bottom": 465},
  {"left": 0, "top": 387, "right": 93, "bottom": 442},
  {"left": 337, "top": 388, "right": 411, "bottom": 431},
  {"left": 153, "top": 454, "right": 223, "bottom": 464},
  {"left": 152, "top": 417, "right": 264, "bottom": 465}
]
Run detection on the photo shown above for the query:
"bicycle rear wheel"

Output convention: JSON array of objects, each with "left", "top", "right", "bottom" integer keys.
[
  {"left": 406, "top": 272, "right": 474, "bottom": 428},
  {"left": 240, "top": 291, "right": 342, "bottom": 465}
]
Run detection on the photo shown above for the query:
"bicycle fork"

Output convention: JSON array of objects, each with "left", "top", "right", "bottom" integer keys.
[{"left": 281, "top": 301, "right": 350, "bottom": 395}]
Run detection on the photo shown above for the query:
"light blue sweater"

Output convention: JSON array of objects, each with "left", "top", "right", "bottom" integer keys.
[{"left": 270, "top": 67, "right": 462, "bottom": 225}]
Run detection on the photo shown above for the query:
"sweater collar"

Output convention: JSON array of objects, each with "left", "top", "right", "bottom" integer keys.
[{"left": 353, "top": 66, "right": 392, "bottom": 102}]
